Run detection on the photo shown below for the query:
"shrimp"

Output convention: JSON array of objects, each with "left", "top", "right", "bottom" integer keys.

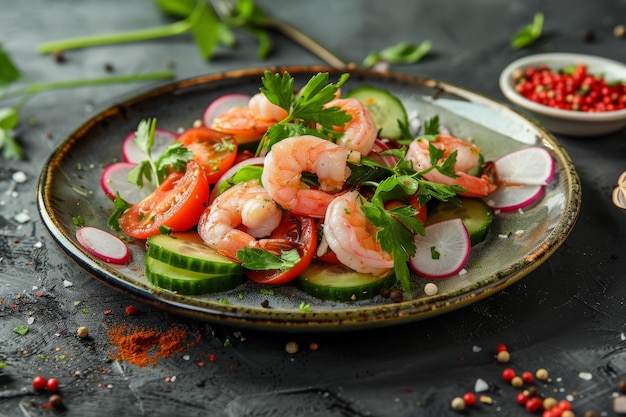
[
  {"left": 405, "top": 135, "right": 497, "bottom": 197},
  {"left": 323, "top": 190, "right": 394, "bottom": 277},
  {"left": 248, "top": 92, "right": 289, "bottom": 123},
  {"left": 197, "top": 179, "right": 291, "bottom": 261},
  {"left": 325, "top": 98, "right": 378, "bottom": 155},
  {"left": 261, "top": 135, "right": 361, "bottom": 218}
]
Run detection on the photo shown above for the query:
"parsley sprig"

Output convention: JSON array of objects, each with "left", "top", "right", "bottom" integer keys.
[
  {"left": 255, "top": 71, "right": 351, "bottom": 155},
  {"left": 237, "top": 247, "right": 301, "bottom": 271},
  {"left": 127, "top": 118, "right": 193, "bottom": 187},
  {"left": 511, "top": 13, "right": 544, "bottom": 49}
]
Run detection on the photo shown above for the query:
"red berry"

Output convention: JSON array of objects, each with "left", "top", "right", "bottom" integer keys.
[
  {"left": 557, "top": 400, "right": 571, "bottom": 411},
  {"left": 463, "top": 392, "right": 476, "bottom": 407},
  {"left": 496, "top": 343, "right": 508, "bottom": 353},
  {"left": 32, "top": 375, "right": 47, "bottom": 391},
  {"left": 125, "top": 305, "right": 138, "bottom": 315},
  {"left": 522, "top": 371, "right": 534, "bottom": 384},
  {"left": 525, "top": 396, "right": 543, "bottom": 413},
  {"left": 502, "top": 368, "right": 516, "bottom": 382},
  {"left": 516, "top": 391, "right": 528, "bottom": 405},
  {"left": 46, "top": 377, "right": 59, "bottom": 392}
]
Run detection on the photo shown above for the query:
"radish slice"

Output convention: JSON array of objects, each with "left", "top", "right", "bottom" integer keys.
[
  {"left": 494, "top": 147, "right": 555, "bottom": 186},
  {"left": 209, "top": 156, "right": 265, "bottom": 202},
  {"left": 484, "top": 184, "right": 544, "bottom": 212},
  {"left": 410, "top": 218, "right": 471, "bottom": 279},
  {"left": 100, "top": 162, "right": 155, "bottom": 204},
  {"left": 203, "top": 94, "right": 252, "bottom": 128},
  {"left": 122, "top": 129, "right": 177, "bottom": 164},
  {"left": 76, "top": 226, "right": 130, "bottom": 264}
]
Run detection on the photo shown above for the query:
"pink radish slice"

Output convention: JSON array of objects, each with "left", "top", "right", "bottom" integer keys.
[
  {"left": 484, "top": 184, "right": 544, "bottom": 212},
  {"left": 122, "top": 128, "right": 177, "bottom": 164},
  {"left": 209, "top": 156, "right": 265, "bottom": 203},
  {"left": 76, "top": 226, "right": 130, "bottom": 264},
  {"left": 100, "top": 162, "right": 155, "bottom": 204},
  {"left": 203, "top": 94, "right": 252, "bottom": 127},
  {"left": 409, "top": 218, "right": 471, "bottom": 279},
  {"left": 494, "top": 147, "right": 555, "bottom": 186}
]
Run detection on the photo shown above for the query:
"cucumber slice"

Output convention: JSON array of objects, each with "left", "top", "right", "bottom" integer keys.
[
  {"left": 146, "top": 231, "right": 243, "bottom": 275},
  {"left": 145, "top": 256, "right": 246, "bottom": 295},
  {"left": 345, "top": 86, "right": 408, "bottom": 139},
  {"left": 426, "top": 197, "right": 494, "bottom": 246},
  {"left": 296, "top": 260, "right": 396, "bottom": 302}
]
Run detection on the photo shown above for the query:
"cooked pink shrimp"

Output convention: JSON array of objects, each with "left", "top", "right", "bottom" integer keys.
[
  {"left": 325, "top": 98, "right": 377, "bottom": 154},
  {"left": 198, "top": 180, "right": 291, "bottom": 261},
  {"left": 248, "top": 92, "right": 289, "bottom": 123},
  {"left": 405, "top": 135, "right": 497, "bottom": 198},
  {"left": 323, "top": 190, "right": 394, "bottom": 277},
  {"left": 261, "top": 135, "right": 361, "bottom": 218}
]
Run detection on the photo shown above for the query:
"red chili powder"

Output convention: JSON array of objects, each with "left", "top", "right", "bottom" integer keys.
[{"left": 108, "top": 325, "right": 200, "bottom": 367}]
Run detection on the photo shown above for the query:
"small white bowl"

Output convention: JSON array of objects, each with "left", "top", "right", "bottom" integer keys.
[{"left": 499, "top": 53, "right": 626, "bottom": 137}]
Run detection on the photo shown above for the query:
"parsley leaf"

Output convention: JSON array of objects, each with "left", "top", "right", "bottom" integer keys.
[
  {"left": 237, "top": 247, "right": 301, "bottom": 271},
  {"left": 107, "top": 192, "right": 132, "bottom": 231},
  {"left": 363, "top": 40, "right": 432, "bottom": 68},
  {"left": 511, "top": 13, "right": 544, "bottom": 49},
  {"left": 256, "top": 71, "right": 350, "bottom": 155}
]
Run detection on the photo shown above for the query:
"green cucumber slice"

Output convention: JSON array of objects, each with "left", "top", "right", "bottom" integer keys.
[
  {"left": 145, "top": 256, "right": 245, "bottom": 295},
  {"left": 146, "top": 231, "right": 243, "bottom": 275},
  {"left": 296, "top": 260, "right": 396, "bottom": 302},
  {"left": 345, "top": 86, "right": 408, "bottom": 139},
  {"left": 426, "top": 197, "right": 494, "bottom": 246}
]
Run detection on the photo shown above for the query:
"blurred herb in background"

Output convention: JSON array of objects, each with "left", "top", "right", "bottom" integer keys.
[
  {"left": 37, "top": 0, "right": 272, "bottom": 60},
  {"left": 363, "top": 41, "right": 432, "bottom": 69},
  {"left": 0, "top": 45, "right": 174, "bottom": 159},
  {"left": 512, "top": 12, "right": 544, "bottom": 49}
]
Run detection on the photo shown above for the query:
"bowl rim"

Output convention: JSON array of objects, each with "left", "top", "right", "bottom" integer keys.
[{"left": 499, "top": 52, "right": 626, "bottom": 122}]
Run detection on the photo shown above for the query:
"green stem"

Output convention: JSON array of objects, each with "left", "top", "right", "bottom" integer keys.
[
  {"left": 0, "top": 71, "right": 175, "bottom": 101},
  {"left": 37, "top": 20, "right": 192, "bottom": 54}
]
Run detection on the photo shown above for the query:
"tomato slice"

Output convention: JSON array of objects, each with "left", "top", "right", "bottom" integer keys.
[
  {"left": 176, "top": 127, "right": 238, "bottom": 184},
  {"left": 210, "top": 107, "right": 274, "bottom": 144},
  {"left": 118, "top": 160, "right": 209, "bottom": 239},
  {"left": 245, "top": 213, "right": 317, "bottom": 285}
]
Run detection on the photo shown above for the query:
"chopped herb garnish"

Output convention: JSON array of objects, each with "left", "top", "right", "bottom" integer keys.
[
  {"left": 363, "top": 40, "right": 432, "bottom": 68},
  {"left": 299, "top": 302, "right": 311, "bottom": 312},
  {"left": 511, "top": 13, "right": 544, "bottom": 49},
  {"left": 237, "top": 247, "right": 300, "bottom": 271},
  {"left": 107, "top": 192, "right": 132, "bottom": 231},
  {"left": 13, "top": 325, "right": 29, "bottom": 335},
  {"left": 430, "top": 246, "right": 441, "bottom": 260},
  {"left": 72, "top": 215, "right": 84, "bottom": 227}
]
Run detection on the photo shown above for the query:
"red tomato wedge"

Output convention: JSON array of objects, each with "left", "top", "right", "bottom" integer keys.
[
  {"left": 118, "top": 161, "right": 209, "bottom": 239},
  {"left": 176, "top": 127, "right": 238, "bottom": 184},
  {"left": 246, "top": 213, "right": 317, "bottom": 285}
]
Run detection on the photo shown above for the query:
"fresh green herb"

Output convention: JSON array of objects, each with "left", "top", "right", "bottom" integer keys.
[
  {"left": 255, "top": 71, "right": 351, "bottom": 155},
  {"left": 159, "top": 225, "right": 173, "bottom": 235},
  {"left": 72, "top": 215, "right": 85, "bottom": 227},
  {"left": 82, "top": 308, "right": 89, "bottom": 313},
  {"left": 299, "top": 302, "right": 311, "bottom": 312},
  {"left": 363, "top": 40, "right": 432, "bottom": 68},
  {"left": 511, "top": 13, "right": 544, "bottom": 49},
  {"left": 107, "top": 192, "right": 132, "bottom": 231},
  {"left": 127, "top": 118, "right": 193, "bottom": 188},
  {"left": 260, "top": 288, "right": 275, "bottom": 295},
  {"left": 73, "top": 300, "right": 82, "bottom": 306},
  {"left": 38, "top": 0, "right": 272, "bottom": 60},
  {"left": 219, "top": 298, "right": 231, "bottom": 304},
  {"left": 13, "top": 325, "right": 29, "bottom": 335},
  {"left": 237, "top": 247, "right": 300, "bottom": 271},
  {"left": 0, "top": 45, "right": 174, "bottom": 160},
  {"left": 430, "top": 246, "right": 440, "bottom": 260},
  {"left": 0, "top": 362, "right": 5, "bottom": 370}
]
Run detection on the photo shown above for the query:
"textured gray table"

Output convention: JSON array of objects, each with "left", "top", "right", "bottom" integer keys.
[{"left": 1, "top": 1, "right": 626, "bottom": 416}]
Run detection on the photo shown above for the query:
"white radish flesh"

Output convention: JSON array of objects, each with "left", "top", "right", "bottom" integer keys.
[
  {"left": 484, "top": 184, "right": 544, "bottom": 212},
  {"left": 409, "top": 218, "right": 471, "bottom": 279},
  {"left": 100, "top": 162, "right": 155, "bottom": 204},
  {"left": 494, "top": 146, "right": 555, "bottom": 186},
  {"left": 76, "top": 226, "right": 130, "bottom": 264},
  {"left": 122, "top": 129, "right": 177, "bottom": 164},
  {"left": 202, "top": 94, "right": 252, "bottom": 128}
]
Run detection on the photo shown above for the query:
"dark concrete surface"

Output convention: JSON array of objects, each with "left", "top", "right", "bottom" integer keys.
[{"left": 1, "top": 0, "right": 626, "bottom": 416}]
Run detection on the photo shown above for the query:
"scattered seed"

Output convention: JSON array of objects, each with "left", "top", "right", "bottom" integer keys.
[
  {"left": 543, "top": 396, "right": 558, "bottom": 410},
  {"left": 479, "top": 395, "right": 493, "bottom": 405},
  {"left": 450, "top": 396, "right": 465, "bottom": 411},
  {"left": 77, "top": 326, "right": 89, "bottom": 338},
  {"left": 511, "top": 375, "right": 524, "bottom": 388},
  {"left": 389, "top": 289, "right": 403, "bottom": 303},
  {"left": 49, "top": 394, "right": 63, "bottom": 407},
  {"left": 260, "top": 299, "right": 269, "bottom": 308},
  {"left": 619, "top": 380, "right": 626, "bottom": 393},
  {"left": 496, "top": 350, "right": 511, "bottom": 363},
  {"left": 614, "top": 24, "right": 626, "bottom": 38},
  {"left": 285, "top": 341, "right": 298, "bottom": 354},
  {"left": 536, "top": 368, "right": 549, "bottom": 381},
  {"left": 309, "top": 342, "right": 319, "bottom": 351}
]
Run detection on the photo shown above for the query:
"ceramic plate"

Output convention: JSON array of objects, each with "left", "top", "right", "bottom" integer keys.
[{"left": 37, "top": 66, "right": 581, "bottom": 332}]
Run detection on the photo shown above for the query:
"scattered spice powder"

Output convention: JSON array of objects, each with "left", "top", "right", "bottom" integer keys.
[{"left": 108, "top": 325, "right": 200, "bottom": 367}]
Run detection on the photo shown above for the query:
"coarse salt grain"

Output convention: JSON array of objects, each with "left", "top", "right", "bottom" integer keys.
[
  {"left": 12, "top": 171, "right": 27, "bottom": 183},
  {"left": 27, "top": 316, "right": 34, "bottom": 324},
  {"left": 458, "top": 268, "right": 467, "bottom": 275},
  {"left": 14, "top": 212, "right": 30, "bottom": 223},
  {"left": 579, "top": 371, "right": 593, "bottom": 380},
  {"left": 515, "top": 230, "right": 525, "bottom": 237},
  {"left": 472, "top": 345, "right": 482, "bottom": 353},
  {"left": 34, "top": 241, "right": 43, "bottom": 248},
  {"left": 498, "top": 233, "right": 509, "bottom": 238},
  {"left": 474, "top": 378, "right": 489, "bottom": 392},
  {"left": 424, "top": 283, "right": 438, "bottom": 296},
  {"left": 63, "top": 280, "right": 74, "bottom": 288}
]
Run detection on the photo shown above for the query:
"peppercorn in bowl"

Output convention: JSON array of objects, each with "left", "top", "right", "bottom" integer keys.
[{"left": 499, "top": 53, "right": 626, "bottom": 137}]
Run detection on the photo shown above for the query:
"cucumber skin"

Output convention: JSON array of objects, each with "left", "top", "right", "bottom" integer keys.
[
  {"left": 146, "top": 232, "right": 243, "bottom": 275},
  {"left": 295, "top": 261, "right": 396, "bottom": 302},
  {"left": 427, "top": 198, "right": 494, "bottom": 246},
  {"left": 145, "top": 256, "right": 246, "bottom": 295},
  {"left": 345, "top": 86, "right": 408, "bottom": 139}
]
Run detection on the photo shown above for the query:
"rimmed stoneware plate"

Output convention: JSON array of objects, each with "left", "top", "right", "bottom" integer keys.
[{"left": 37, "top": 66, "right": 582, "bottom": 332}]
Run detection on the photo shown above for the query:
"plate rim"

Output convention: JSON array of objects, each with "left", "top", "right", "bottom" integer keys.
[{"left": 36, "top": 65, "right": 582, "bottom": 332}]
